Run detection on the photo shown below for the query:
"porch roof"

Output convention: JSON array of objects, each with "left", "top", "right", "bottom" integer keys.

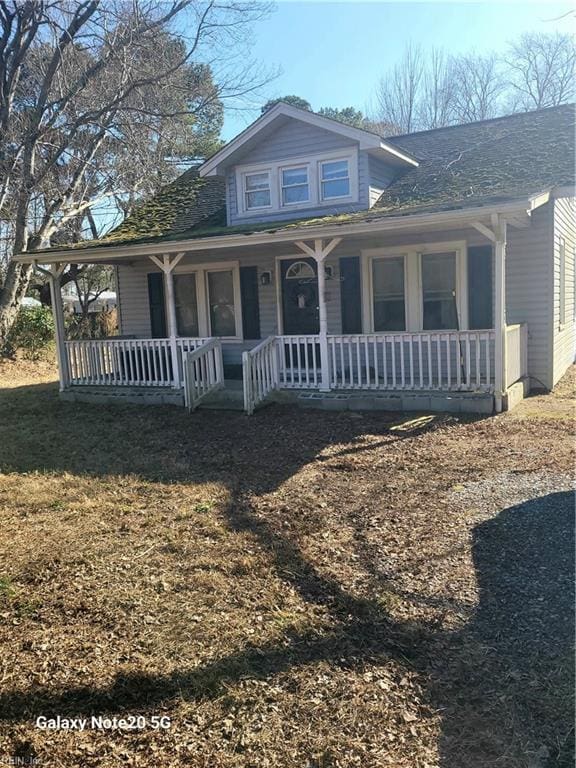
[{"left": 17, "top": 192, "right": 553, "bottom": 265}]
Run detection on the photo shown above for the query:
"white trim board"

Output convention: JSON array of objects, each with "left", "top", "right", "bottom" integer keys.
[
  {"left": 199, "top": 101, "right": 419, "bottom": 177},
  {"left": 20, "top": 193, "right": 550, "bottom": 265}
]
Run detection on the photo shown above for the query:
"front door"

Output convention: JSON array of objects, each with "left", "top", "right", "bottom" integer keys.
[{"left": 280, "top": 258, "right": 320, "bottom": 335}]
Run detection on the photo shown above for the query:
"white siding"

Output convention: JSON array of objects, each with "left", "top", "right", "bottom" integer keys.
[
  {"left": 368, "top": 155, "right": 396, "bottom": 207},
  {"left": 505, "top": 203, "right": 554, "bottom": 389},
  {"left": 552, "top": 195, "right": 576, "bottom": 386}
]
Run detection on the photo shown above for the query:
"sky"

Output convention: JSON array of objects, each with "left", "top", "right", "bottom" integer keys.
[{"left": 221, "top": 0, "right": 574, "bottom": 140}]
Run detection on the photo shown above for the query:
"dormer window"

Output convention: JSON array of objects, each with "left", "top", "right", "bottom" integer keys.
[
  {"left": 281, "top": 166, "right": 309, "bottom": 205},
  {"left": 235, "top": 149, "right": 358, "bottom": 217},
  {"left": 320, "top": 159, "right": 350, "bottom": 200},
  {"left": 244, "top": 171, "right": 271, "bottom": 210}
]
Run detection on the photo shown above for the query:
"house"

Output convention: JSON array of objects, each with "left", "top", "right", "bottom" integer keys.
[{"left": 16, "top": 102, "right": 575, "bottom": 414}]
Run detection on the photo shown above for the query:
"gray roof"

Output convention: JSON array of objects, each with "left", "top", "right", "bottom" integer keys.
[{"left": 45, "top": 103, "right": 576, "bottom": 251}]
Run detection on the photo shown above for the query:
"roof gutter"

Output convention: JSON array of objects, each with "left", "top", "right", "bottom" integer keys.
[{"left": 15, "top": 192, "right": 550, "bottom": 265}]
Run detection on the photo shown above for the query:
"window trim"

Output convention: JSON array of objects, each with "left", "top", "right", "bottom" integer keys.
[
  {"left": 172, "top": 260, "right": 244, "bottom": 340},
  {"left": 243, "top": 170, "right": 272, "bottom": 211},
  {"left": 368, "top": 252, "right": 409, "bottom": 333},
  {"left": 280, "top": 164, "right": 310, "bottom": 206},
  {"left": 319, "top": 158, "right": 351, "bottom": 201},
  {"left": 361, "top": 241, "right": 468, "bottom": 333},
  {"left": 235, "top": 148, "right": 358, "bottom": 217}
]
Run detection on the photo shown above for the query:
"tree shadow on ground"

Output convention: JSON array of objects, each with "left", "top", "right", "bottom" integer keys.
[
  {"left": 0, "top": 383, "right": 573, "bottom": 766},
  {"left": 429, "top": 491, "right": 575, "bottom": 768}
]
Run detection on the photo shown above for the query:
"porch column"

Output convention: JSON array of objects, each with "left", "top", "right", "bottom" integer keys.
[
  {"left": 149, "top": 253, "right": 184, "bottom": 388},
  {"left": 35, "top": 262, "right": 69, "bottom": 392},
  {"left": 494, "top": 219, "right": 507, "bottom": 412},
  {"left": 295, "top": 238, "right": 341, "bottom": 392}
]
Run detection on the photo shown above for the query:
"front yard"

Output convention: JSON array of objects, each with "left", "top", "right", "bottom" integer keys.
[{"left": 0, "top": 359, "right": 573, "bottom": 768}]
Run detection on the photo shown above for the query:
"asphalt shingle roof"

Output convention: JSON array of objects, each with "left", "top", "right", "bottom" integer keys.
[{"left": 84, "top": 103, "right": 576, "bottom": 249}]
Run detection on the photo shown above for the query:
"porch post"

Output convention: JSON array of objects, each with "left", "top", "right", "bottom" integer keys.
[
  {"left": 296, "top": 238, "right": 341, "bottom": 392},
  {"left": 494, "top": 219, "right": 507, "bottom": 412},
  {"left": 149, "top": 253, "right": 184, "bottom": 389},
  {"left": 36, "top": 262, "right": 69, "bottom": 391},
  {"left": 315, "top": 242, "right": 331, "bottom": 392}
]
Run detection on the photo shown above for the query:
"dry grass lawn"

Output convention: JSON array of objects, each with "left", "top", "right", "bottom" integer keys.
[{"left": 0, "top": 358, "right": 574, "bottom": 768}]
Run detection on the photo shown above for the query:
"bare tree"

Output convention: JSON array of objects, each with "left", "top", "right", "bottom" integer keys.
[
  {"left": 374, "top": 44, "right": 424, "bottom": 134},
  {"left": 72, "top": 264, "right": 114, "bottom": 320},
  {"left": 0, "top": 0, "right": 272, "bottom": 348},
  {"left": 418, "top": 48, "right": 456, "bottom": 130},
  {"left": 504, "top": 32, "right": 575, "bottom": 110},
  {"left": 449, "top": 52, "right": 505, "bottom": 123}
]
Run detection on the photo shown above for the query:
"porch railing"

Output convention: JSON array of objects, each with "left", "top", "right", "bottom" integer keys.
[
  {"left": 328, "top": 331, "right": 495, "bottom": 392},
  {"left": 183, "top": 339, "right": 224, "bottom": 410},
  {"left": 65, "top": 337, "right": 208, "bottom": 387},
  {"left": 243, "top": 336, "right": 280, "bottom": 415},
  {"left": 505, "top": 323, "right": 528, "bottom": 388},
  {"left": 277, "top": 335, "right": 321, "bottom": 388}
]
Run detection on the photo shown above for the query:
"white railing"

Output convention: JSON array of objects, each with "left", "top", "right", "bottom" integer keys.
[
  {"left": 183, "top": 339, "right": 224, "bottom": 410},
  {"left": 328, "top": 331, "right": 495, "bottom": 392},
  {"left": 243, "top": 336, "right": 280, "bottom": 415},
  {"left": 277, "top": 335, "right": 321, "bottom": 388},
  {"left": 65, "top": 337, "right": 208, "bottom": 387},
  {"left": 505, "top": 323, "right": 528, "bottom": 388}
]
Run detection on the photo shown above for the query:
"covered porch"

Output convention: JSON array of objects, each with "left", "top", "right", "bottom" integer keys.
[{"left": 28, "top": 204, "right": 534, "bottom": 415}]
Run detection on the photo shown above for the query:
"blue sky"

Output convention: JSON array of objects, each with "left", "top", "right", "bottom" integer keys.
[{"left": 221, "top": 1, "right": 573, "bottom": 139}]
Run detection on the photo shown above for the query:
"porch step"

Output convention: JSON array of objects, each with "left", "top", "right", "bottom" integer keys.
[{"left": 197, "top": 380, "right": 245, "bottom": 411}]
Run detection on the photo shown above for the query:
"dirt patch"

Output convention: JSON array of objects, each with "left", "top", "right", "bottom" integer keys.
[
  {"left": 0, "top": 363, "right": 573, "bottom": 768},
  {"left": 512, "top": 365, "right": 575, "bottom": 421}
]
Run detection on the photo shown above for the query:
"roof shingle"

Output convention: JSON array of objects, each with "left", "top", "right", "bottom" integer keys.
[{"left": 91, "top": 103, "right": 576, "bottom": 249}]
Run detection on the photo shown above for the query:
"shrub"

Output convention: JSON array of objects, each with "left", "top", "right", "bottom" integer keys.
[{"left": 7, "top": 305, "right": 55, "bottom": 359}]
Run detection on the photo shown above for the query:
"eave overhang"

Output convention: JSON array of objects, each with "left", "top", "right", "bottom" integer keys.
[
  {"left": 14, "top": 191, "right": 552, "bottom": 267},
  {"left": 198, "top": 102, "right": 419, "bottom": 177}
]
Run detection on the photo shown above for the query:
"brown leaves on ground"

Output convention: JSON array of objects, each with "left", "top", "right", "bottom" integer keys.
[{"left": 0, "top": 361, "right": 573, "bottom": 768}]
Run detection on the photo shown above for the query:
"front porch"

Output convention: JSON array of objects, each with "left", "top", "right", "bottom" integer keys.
[
  {"left": 28, "top": 205, "right": 537, "bottom": 416},
  {"left": 57, "top": 324, "right": 527, "bottom": 414}
]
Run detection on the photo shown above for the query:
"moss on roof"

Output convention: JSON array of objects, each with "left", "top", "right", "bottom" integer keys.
[
  {"left": 102, "top": 167, "right": 226, "bottom": 245},
  {"left": 32, "top": 103, "right": 576, "bottom": 253}
]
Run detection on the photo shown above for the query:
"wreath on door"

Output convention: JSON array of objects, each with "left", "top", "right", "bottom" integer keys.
[{"left": 286, "top": 281, "right": 317, "bottom": 309}]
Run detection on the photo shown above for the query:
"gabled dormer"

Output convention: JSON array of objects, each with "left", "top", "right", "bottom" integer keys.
[{"left": 199, "top": 102, "right": 418, "bottom": 226}]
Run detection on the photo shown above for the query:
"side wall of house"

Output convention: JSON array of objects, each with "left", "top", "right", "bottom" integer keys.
[
  {"left": 551, "top": 195, "right": 576, "bottom": 386},
  {"left": 505, "top": 202, "right": 554, "bottom": 390}
]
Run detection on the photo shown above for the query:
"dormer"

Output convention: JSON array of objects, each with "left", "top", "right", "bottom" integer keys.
[{"left": 199, "top": 102, "right": 418, "bottom": 226}]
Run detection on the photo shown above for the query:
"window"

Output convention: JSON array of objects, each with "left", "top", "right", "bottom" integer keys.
[
  {"left": 244, "top": 172, "right": 271, "bottom": 210},
  {"left": 207, "top": 270, "right": 236, "bottom": 337},
  {"left": 281, "top": 166, "right": 309, "bottom": 205},
  {"left": 285, "top": 261, "right": 315, "bottom": 280},
  {"left": 236, "top": 150, "right": 357, "bottom": 216},
  {"left": 320, "top": 159, "right": 350, "bottom": 199},
  {"left": 174, "top": 273, "right": 199, "bottom": 336},
  {"left": 559, "top": 236, "right": 567, "bottom": 326},
  {"left": 421, "top": 252, "right": 458, "bottom": 330},
  {"left": 372, "top": 257, "right": 406, "bottom": 331}
]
